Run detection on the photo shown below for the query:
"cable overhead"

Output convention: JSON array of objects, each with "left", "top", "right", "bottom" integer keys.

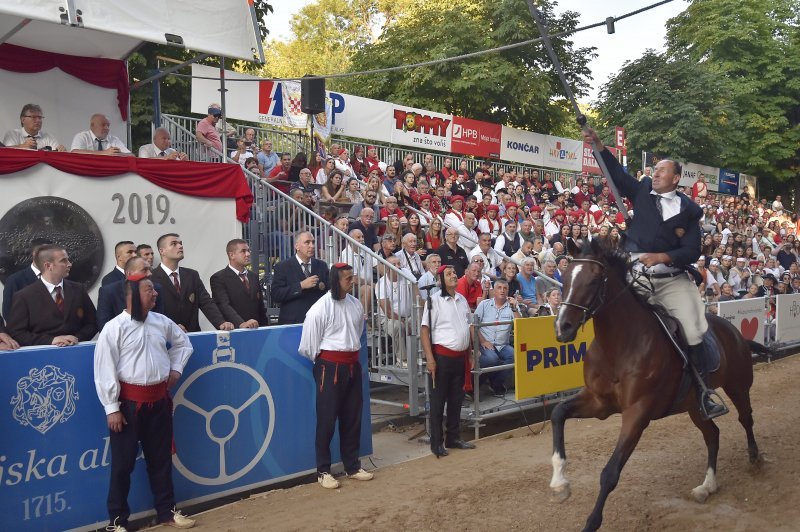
[{"left": 166, "top": 0, "right": 674, "bottom": 83}]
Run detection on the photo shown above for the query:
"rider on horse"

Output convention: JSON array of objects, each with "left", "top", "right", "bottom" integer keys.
[{"left": 582, "top": 127, "right": 727, "bottom": 420}]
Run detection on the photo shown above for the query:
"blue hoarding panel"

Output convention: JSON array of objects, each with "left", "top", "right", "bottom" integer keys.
[{"left": 0, "top": 326, "right": 372, "bottom": 531}]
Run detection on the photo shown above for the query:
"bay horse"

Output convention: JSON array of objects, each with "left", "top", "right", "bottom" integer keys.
[{"left": 551, "top": 238, "right": 764, "bottom": 531}]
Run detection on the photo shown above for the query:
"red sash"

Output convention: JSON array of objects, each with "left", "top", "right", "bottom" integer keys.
[
  {"left": 319, "top": 349, "right": 359, "bottom": 364},
  {"left": 433, "top": 344, "right": 473, "bottom": 392}
]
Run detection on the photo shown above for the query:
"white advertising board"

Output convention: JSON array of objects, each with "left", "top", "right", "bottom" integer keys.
[
  {"left": 542, "top": 135, "right": 582, "bottom": 172},
  {"left": 389, "top": 104, "right": 452, "bottom": 152},
  {"left": 717, "top": 297, "right": 766, "bottom": 343},
  {"left": 775, "top": 293, "right": 800, "bottom": 343},
  {"left": 0, "top": 165, "right": 240, "bottom": 330},
  {"left": 499, "top": 125, "right": 545, "bottom": 166},
  {"left": 681, "top": 163, "right": 719, "bottom": 192},
  {"left": 191, "top": 64, "right": 262, "bottom": 124},
  {"left": 328, "top": 91, "right": 392, "bottom": 143}
]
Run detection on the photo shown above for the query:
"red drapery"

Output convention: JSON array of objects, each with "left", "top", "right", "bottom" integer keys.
[
  {"left": 0, "top": 150, "right": 254, "bottom": 222},
  {"left": 0, "top": 44, "right": 130, "bottom": 121}
]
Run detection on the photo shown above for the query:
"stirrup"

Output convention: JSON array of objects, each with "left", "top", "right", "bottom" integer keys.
[{"left": 699, "top": 389, "right": 729, "bottom": 420}]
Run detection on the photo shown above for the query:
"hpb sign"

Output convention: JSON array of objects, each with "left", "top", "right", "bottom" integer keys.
[{"left": 513, "top": 316, "right": 594, "bottom": 399}]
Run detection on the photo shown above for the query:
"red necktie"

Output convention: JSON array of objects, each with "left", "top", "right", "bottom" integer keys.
[
  {"left": 239, "top": 271, "right": 250, "bottom": 291},
  {"left": 54, "top": 286, "right": 64, "bottom": 313},
  {"left": 171, "top": 272, "right": 180, "bottom": 293}
]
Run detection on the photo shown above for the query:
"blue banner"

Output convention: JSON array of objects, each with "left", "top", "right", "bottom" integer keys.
[
  {"left": 718, "top": 168, "right": 740, "bottom": 196},
  {"left": 0, "top": 326, "right": 372, "bottom": 531}
]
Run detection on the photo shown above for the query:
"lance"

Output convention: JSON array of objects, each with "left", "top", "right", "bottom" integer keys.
[{"left": 525, "top": 0, "right": 630, "bottom": 219}]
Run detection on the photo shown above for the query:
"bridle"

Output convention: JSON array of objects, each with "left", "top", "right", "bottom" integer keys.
[{"left": 560, "top": 257, "right": 634, "bottom": 327}]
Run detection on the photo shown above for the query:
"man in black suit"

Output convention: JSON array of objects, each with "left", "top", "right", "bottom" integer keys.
[
  {"left": 270, "top": 231, "right": 329, "bottom": 324},
  {"left": 7, "top": 244, "right": 97, "bottom": 346},
  {"left": 96, "top": 256, "right": 165, "bottom": 331},
  {"left": 0, "top": 312, "right": 20, "bottom": 350},
  {"left": 210, "top": 239, "right": 267, "bottom": 328},
  {"left": 149, "top": 233, "right": 233, "bottom": 332},
  {"left": 101, "top": 241, "right": 137, "bottom": 286},
  {"left": 2, "top": 237, "right": 52, "bottom": 318}
]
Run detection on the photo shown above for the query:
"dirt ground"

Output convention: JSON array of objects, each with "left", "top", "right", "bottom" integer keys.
[{"left": 185, "top": 355, "right": 800, "bottom": 532}]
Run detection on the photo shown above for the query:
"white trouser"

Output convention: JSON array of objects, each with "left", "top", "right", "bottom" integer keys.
[{"left": 633, "top": 272, "right": 708, "bottom": 345}]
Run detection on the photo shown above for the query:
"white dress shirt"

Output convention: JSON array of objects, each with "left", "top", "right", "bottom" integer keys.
[
  {"left": 298, "top": 293, "right": 364, "bottom": 361},
  {"left": 39, "top": 278, "right": 64, "bottom": 303},
  {"left": 650, "top": 189, "right": 680, "bottom": 221},
  {"left": 395, "top": 248, "right": 424, "bottom": 277},
  {"left": 375, "top": 272, "right": 412, "bottom": 318},
  {"left": 138, "top": 143, "right": 177, "bottom": 158},
  {"left": 421, "top": 291, "right": 471, "bottom": 351},
  {"left": 94, "top": 310, "right": 193, "bottom": 415},
  {"left": 3, "top": 127, "right": 61, "bottom": 149},
  {"left": 71, "top": 130, "right": 131, "bottom": 153}
]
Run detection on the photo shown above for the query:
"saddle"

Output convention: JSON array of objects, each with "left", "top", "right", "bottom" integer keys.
[{"left": 650, "top": 306, "right": 721, "bottom": 418}]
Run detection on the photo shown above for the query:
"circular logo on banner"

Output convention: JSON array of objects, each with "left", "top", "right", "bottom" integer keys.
[
  {"left": 172, "top": 361, "right": 275, "bottom": 486},
  {"left": 0, "top": 196, "right": 104, "bottom": 288}
]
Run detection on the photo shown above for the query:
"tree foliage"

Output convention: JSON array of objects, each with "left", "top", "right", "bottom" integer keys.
[
  {"left": 594, "top": 50, "right": 738, "bottom": 173},
  {"left": 255, "top": 0, "right": 410, "bottom": 90},
  {"left": 596, "top": 0, "right": 799, "bottom": 199},
  {"left": 336, "top": 0, "right": 594, "bottom": 137},
  {"left": 128, "top": 1, "right": 273, "bottom": 148},
  {"left": 665, "top": 0, "right": 800, "bottom": 186}
]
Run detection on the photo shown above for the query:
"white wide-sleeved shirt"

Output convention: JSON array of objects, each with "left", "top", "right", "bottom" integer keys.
[
  {"left": 298, "top": 293, "right": 364, "bottom": 361},
  {"left": 94, "top": 310, "right": 193, "bottom": 415},
  {"left": 421, "top": 291, "right": 471, "bottom": 351}
]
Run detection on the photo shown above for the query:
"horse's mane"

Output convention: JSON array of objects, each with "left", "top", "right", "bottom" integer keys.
[{"left": 573, "top": 238, "right": 665, "bottom": 315}]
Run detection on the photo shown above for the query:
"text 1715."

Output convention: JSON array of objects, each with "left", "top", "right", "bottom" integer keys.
[{"left": 23, "top": 491, "right": 68, "bottom": 520}]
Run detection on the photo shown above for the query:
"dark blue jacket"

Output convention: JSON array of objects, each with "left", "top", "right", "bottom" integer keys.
[
  {"left": 100, "top": 267, "right": 125, "bottom": 287},
  {"left": 601, "top": 150, "right": 701, "bottom": 269},
  {"left": 96, "top": 279, "right": 165, "bottom": 331},
  {"left": 2, "top": 266, "right": 38, "bottom": 318}
]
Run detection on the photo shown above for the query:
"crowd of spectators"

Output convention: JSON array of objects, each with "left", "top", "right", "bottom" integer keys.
[{"left": 3, "top": 101, "right": 799, "bottom": 381}]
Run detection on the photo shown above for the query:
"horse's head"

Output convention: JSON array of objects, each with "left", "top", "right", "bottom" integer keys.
[{"left": 556, "top": 238, "right": 612, "bottom": 342}]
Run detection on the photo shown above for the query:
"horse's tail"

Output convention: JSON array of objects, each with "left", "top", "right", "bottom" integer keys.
[{"left": 747, "top": 340, "right": 774, "bottom": 361}]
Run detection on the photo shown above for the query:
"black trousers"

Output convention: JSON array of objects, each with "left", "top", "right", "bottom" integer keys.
[
  {"left": 107, "top": 398, "right": 175, "bottom": 525},
  {"left": 314, "top": 359, "right": 363, "bottom": 475},
  {"left": 428, "top": 353, "right": 465, "bottom": 448}
]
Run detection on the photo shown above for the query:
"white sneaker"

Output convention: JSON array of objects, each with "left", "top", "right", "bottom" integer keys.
[
  {"left": 318, "top": 472, "right": 340, "bottom": 489},
  {"left": 163, "top": 508, "right": 195, "bottom": 529},
  {"left": 346, "top": 468, "right": 374, "bottom": 481},
  {"left": 106, "top": 518, "right": 128, "bottom": 532}
]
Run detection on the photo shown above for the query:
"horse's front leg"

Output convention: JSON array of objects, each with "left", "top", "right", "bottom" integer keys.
[
  {"left": 583, "top": 405, "right": 650, "bottom": 532},
  {"left": 687, "top": 403, "right": 720, "bottom": 503},
  {"left": 550, "top": 391, "right": 612, "bottom": 503}
]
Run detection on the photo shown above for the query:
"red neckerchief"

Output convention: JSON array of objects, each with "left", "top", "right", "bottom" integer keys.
[
  {"left": 447, "top": 209, "right": 464, "bottom": 222},
  {"left": 484, "top": 216, "right": 498, "bottom": 234}
]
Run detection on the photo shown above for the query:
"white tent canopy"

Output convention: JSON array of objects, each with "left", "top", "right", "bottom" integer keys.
[{"left": 0, "top": 0, "right": 263, "bottom": 61}]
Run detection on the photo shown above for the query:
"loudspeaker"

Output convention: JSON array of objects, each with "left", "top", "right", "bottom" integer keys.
[{"left": 301, "top": 75, "right": 326, "bottom": 115}]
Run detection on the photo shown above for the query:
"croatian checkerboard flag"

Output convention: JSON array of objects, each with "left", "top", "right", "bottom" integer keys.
[{"left": 282, "top": 80, "right": 307, "bottom": 129}]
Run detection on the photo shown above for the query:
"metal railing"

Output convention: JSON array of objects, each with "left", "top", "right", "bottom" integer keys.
[
  {"left": 161, "top": 115, "right": 429, "bottom": 416},
  {"left": 161, "top": 114, "right": 309, "bottom": 160},
  {"left": 333, "top": 137, "right": 582, "bottom": 190},
  {"left": 464, "top": 315, "right": 579, "bottom": 439}
]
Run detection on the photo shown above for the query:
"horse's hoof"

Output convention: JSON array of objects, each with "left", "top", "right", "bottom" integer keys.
[
  {"left": 550, "top": 483, "right": 571, "bottom": 503},
  {"left": 691, "top": 486, "right": 710, "bottom": 503}
]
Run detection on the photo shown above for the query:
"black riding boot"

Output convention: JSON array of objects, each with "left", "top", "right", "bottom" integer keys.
[{"left": 688, "top": 343, "right": 728, "bottom": 419}]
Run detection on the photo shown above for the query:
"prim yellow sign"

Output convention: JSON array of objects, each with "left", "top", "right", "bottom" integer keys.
[{"left": 513, "top": 316, "right": 594, "bottom": 399}]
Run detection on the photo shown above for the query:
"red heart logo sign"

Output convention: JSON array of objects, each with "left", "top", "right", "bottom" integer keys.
[{"left": 740, "top": 317, "right": 758, "bottom": 340}]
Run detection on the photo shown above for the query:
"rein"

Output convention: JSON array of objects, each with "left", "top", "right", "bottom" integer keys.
[{"left": 560, "top": 258, "right": 635, "bottom": 327}]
